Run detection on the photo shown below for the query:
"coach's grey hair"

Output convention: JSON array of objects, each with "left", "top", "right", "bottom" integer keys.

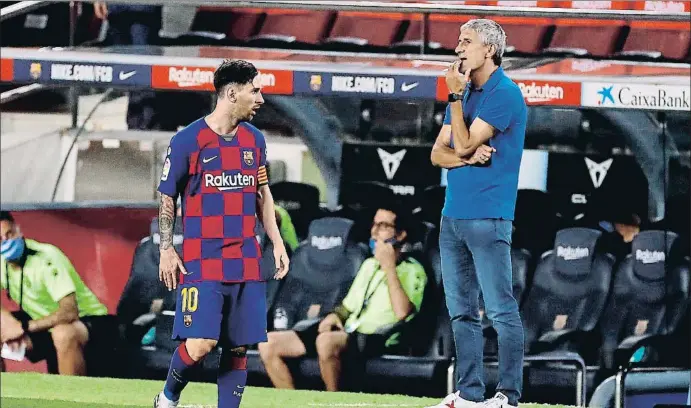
[{"left": 460, "top": 19, "right": 507, "bottom": 66}]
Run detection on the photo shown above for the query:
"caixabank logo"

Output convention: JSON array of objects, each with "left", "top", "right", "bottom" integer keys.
[{"left": 582, "top": 82, "right": 690, "bottom": 111}]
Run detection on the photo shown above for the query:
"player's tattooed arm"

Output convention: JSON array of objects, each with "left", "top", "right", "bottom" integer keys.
[{"left": 158, "top": 193, "right": 177, "bottom": 251}]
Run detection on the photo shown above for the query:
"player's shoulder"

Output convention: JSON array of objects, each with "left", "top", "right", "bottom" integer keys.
[
  {"left": 170, "top": 117, "right": 207, "bottom": 146},
  {"left": 240, "top": 122, "right": 266, "bottom": 145},
  {"left": 495, "top": 75, "right": 524, "bottom": 101}
]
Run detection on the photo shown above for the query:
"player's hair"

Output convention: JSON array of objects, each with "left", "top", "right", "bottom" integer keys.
[
  {"left": 213, "top": 59, "right": 259, "bottom": 96},
  {"left": 0, "top": 211, "right": 14, "bottom": 223},
  {"left": 461, "top": 18, "right": 507, "bottom": 66}
]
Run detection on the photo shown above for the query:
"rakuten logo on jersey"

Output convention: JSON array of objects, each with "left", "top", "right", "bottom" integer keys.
[
  {"left": 204, "top": 172, "right": 255, "bottom": 191},
  {"left": 515, "top": 80, "right": 581, "bottom": 106}
]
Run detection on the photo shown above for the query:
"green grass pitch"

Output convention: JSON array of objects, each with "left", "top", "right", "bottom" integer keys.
[{"left": 0, "top": 372, "right": 574, "bottom": 408}]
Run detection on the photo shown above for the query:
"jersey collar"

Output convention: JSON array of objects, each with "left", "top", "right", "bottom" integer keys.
[{"left": 471, "top": 66, "right": 504, "bottom": 93}]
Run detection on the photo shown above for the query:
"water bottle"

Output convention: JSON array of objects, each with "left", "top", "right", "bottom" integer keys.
[{"left": 274, "top": 307, "right": 289, "bottom": 330}]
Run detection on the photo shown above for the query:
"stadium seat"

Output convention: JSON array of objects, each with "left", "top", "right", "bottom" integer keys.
[
  {"left": 190, "top": 7, "right": 264, "bottom": 45},
  {"left": 393, "top": 14, "right": 475, "bottom": 53},
  {"left": 270, "top": 181, "right": 323, "bottom": 242},
  {"left": 414, "top": 185, "right": 445, "bottom": 227},
  {"left": 598, "top": 231, "right": 690, "bottom": 376},
  {"left": 324, "top": 12, "right": 407, "bottom": 52},
  {"left": 247, "top": 217, "right": 367, "bottom": 387},
  {"left": 588, "top": 369, "right": 691, "bottom": 408},
  {"left": 544, "top": 19, "right": 626, "bottom": 57},
  {"left": 616, "top": 21, "right": 691, "bottom": 61},
  {"left": 513, "top": 189, "right": 558, "bottom": 264},
  {"left": 517, "top": 228, "right": 615, "bottom": 405},
  {"left": 246, "top": 9, "right": 333, "bottom": 49},
  {"left": 491, "top": 17, "right": 553, "bottom": 55}
]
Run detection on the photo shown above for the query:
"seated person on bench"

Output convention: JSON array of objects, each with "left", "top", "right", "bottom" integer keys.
[{"left": 259, "top": 202, "right": 428, "bottom": 391}]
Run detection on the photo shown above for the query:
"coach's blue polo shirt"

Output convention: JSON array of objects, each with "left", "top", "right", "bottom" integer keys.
[{"left": 442, "top": 67, "right": 527, "bottom": 220}]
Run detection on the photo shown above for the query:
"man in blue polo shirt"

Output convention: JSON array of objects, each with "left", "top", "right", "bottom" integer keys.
[{"left": 427, "top": 19, "right": 526, "bottom": 408}]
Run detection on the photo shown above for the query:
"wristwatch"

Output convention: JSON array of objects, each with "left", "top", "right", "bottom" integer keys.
[{"left": 448, "top": 92, "right": 464, "bottom": 102}]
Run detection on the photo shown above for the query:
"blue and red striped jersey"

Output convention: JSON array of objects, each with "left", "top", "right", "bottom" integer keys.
[{"left": 158, "top": 117, "right": 269, "bottom": 284}]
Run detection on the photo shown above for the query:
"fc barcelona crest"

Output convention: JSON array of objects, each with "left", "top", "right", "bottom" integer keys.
[
  {"left": 310, "top": 75, "right": 322, "bottom": 91},
  {"left": 183, "top": 314, "right": 192, "bottom": 327},
  {"left": 243, "top": 150, "right": 254, "bottom": 166},
  {"left": 30, "top": 63, "right": 42, "bottom": 79}
]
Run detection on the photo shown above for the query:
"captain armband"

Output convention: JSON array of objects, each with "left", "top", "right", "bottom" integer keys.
[
  {"left": 332, "top": 304, "right": 351, "bottom": 323},
  {"left": 258, "top": 165, "right": 269, "bottom": 186}
]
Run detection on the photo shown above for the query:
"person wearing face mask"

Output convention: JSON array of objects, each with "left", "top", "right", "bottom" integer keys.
[
  {"left": 0, "top": 211, "right": 109, "bottom": 375},
  {"left": 258, "top": 201, "right": 428, "bottom": 392}
]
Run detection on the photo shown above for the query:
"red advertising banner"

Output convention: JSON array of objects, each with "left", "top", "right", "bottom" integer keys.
[
  {"left": 151, "top": 65, "right": 294, "bottom": 94},
  {"left": 1, "top": 58, "right": 14, "bottom": 81},
  {"left": 436, "top": 76, "right": 582, "bottom": 106}
]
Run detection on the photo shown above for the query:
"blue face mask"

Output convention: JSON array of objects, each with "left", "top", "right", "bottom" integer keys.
[
  {"left": 1, "top": 238, "right": 25, "bottom": 262},
  {"left": 369, "top": 237, "right": 398, "bottom": 254}
]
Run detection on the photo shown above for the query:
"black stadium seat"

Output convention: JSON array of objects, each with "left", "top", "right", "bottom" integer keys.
[
  {"left": 269, "top": 217, "right": 365, "bottom": 330},
  {"left": 513, "top": 189, "right": 558, "bottom": 262},
  {"left": 598, "top": 231, "right": 688, "bottom": 372},
  {"left": 588, "top": 369, "right": 691, "bottom": 408},
  {"left": 414, "top": 185, "right": 446, "bottom": 227},
  {"left": 518, "top": 228, "right": 616, "bottom": 406},
  {"left": 270, "top": 181, "right": 323, "bottom": 241},
  {"left": 597, "top": 231, "right": 690, "bottom": 399},
  {"left": 246, "top": 217, "right": 367, "bottom": 387}
]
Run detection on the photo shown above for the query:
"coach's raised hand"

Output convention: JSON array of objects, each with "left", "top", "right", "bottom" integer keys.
[
  {"left": 445, "top": 60, "right": 470, "bottom": 94},
  {"left": 158, "top": 193, "right": 188, "bottom": 290}
]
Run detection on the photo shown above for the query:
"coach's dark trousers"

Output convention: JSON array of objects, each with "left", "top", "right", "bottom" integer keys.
[{"left": 439, "top": 216, "right": 524, "bottom": 406}]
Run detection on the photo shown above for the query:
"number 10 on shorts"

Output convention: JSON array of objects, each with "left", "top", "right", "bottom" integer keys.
[{"left": 181, "top": 287, "right": 199, "bottom": 312}]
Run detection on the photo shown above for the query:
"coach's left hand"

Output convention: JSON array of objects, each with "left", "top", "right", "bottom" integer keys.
[
  {"left": 446, "top": 61, "right": 470, "bottom": 94},
  {"left": 273, "top": 244, "right": 290, "bottom": 280}
]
